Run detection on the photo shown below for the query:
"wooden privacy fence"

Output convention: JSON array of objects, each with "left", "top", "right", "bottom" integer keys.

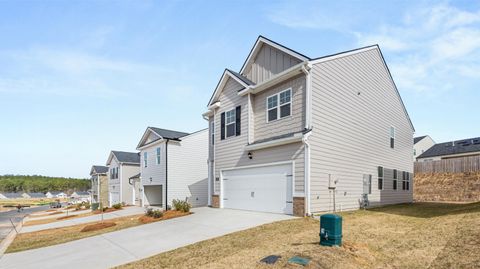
[{"left": 415, "top": 155, "right": 480, "bottom": 174}]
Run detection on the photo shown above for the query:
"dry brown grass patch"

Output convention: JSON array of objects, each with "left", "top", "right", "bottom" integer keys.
[
  {"left": 48, "top": 211, "right": 63, "bottom": 215},
  {"left": 80, "top": 222, "right": 116, "bottom": 232},
  {"left": 57, "top": 215, "right": 76, "bottom": 220}
]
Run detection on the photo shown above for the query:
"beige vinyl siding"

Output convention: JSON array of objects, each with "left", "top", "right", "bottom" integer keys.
[
  {"left": 120, "top": 164, "right": 140, "bottom": 205},
  {"left": 244, "top": 43, "right": 302, "bottom": 84},
  {"left": 168, "top": 129, "right": 209, "bottom": 207},
  {"left": 214, "top": 78, "right": 305, "bottom": 194},
  {"left": 253, "top": 74, "right": 306, "bottom": 142},
  {"left": 309, "top": 48, "right": 414, "bottom": 212}
]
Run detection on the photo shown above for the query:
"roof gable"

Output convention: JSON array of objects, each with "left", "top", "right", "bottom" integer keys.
[
  {"left": 90, "top": 165, "right": 108, "bottom": 175},
  {"left": 107, "top": 151, "right": 140, "bottom": 165},
  {"left": 414, "top": 136, "right": 427, "bottom": 144},
  {"left": 207, "top": 69, "right": 252, "bottom": 106},
  {"left": 240, "top": 35, "right": 310, "bottom": 76},
  {"left": 136, "top": 127, "right": 190, "bottom": 149}
]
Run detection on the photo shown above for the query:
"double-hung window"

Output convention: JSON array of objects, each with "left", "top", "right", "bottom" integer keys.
[
  {"left": 402, "top": 171, "right": 410, "bottom": 190},
  {"left": 390, "top": 126, "right": 395, "bottom": 149},
  {"left": 225, "top": 108, "right": 236, "bottom": 138},
  {"left": 156, "top": 147, "right": 161, "bottom": 165},
  {"left": 378, "top": 166, "right": 384, "bottom": 190},
  {"left": 267, "top": 88, "right": 291, "bottom": 122},
  {"left": 144, "top": 152, "right": 148, "bottom": 168},
  {"left": 393, "top": 169, "right": 398, "bottom": 190}
]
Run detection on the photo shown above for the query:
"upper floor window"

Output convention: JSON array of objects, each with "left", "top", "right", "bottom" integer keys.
[
  {"left": 390, "top": 126, "right": 395, "bottom": 149},
  {"left": 156, "top": 147, "right": 161, "bottom": 165},
  {"left": 267, "top": 88, "right": 291, "bottom": 122},
  {"left": 220, "top": 106, "right": 241, "bottom": 140},
  {"left": 144, "top": 152, "right": 148, "bottom": 167},
  {"left": 378, "top": 166, "right": 384, "bottom": 190}
]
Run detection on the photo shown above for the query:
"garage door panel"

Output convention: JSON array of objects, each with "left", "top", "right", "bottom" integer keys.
[{"left": 222, "top": 164, "right": 293, "bottom": 215}]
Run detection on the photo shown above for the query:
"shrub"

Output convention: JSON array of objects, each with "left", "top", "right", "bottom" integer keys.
[
  {"left": 84, "top": 203, "right": 91, "bottom": 209},
  {"left": 145, "top": 208, "right": 163, "bottom": 219},
  {"left": 102, "top": 206, "right": 109, "bottom": 212},
  {"left": 145, "top": 208, "right": 154, "bottom": 217},
  {"left": 112, "top": 203, "right": 122, "bottom": 210},
  {"left": 172, "top": 199, "right": 191, "bottom": 213}
]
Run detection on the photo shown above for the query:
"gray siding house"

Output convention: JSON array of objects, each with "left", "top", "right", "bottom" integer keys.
[
  {"left": 136, "top": 127, "right": 208, "bottom": 209},
  {"left": 203, "top": 36, "right": 414, "bottom": 216},
  {"left": 106, "top": 151, "right": 140, "bottom": 206},
  {"left": 413, "top": 135, "right": 435, "bottom": 161}
]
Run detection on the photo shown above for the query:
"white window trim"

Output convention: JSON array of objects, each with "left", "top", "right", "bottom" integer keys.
[
  {"left": 378, "top": 166, "right": 384, "bottom": 191},
  {"left": 266, "top": 88, "right": 292, "bottom": 123},
  {"left": 390, "top": 126, "right": 396, "bottom": 149},
  {"left": 225, "top": 108, "right": 236, "bottom": 139},
  {"left": 156, "top": 147, "right": 161, "bottom": 165}
]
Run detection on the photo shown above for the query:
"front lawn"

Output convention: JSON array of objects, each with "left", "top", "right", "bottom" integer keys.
[
  {"left": 7, "top": 210, "right": 191, "bottom": 253},
  {"left": 117, "top": 202, "right": 480, "bottom": 269}
]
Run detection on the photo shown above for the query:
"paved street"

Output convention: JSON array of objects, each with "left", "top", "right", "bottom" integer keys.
[{"left": 0, "top": 206, "right": 49, "bottom": 243}]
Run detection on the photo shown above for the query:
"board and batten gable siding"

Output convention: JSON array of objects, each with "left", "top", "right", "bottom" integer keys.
[
  {"left": 141, "top": 142, "right": 166, "bottom": 186},
  {"left": 213, "top": 78, "right": 305, "bottom": 195},
  {"left": 253, "top": 74, "right": 306, "bottom": 142},
  {"left": 308, "top": 48, "right": 414, "bottom": 212},
  {"left": 168, "top": 129, "right": 208, "bottom": 207},
  {"left": 244, "top": 43, "right": 302, "bottom": 84}
]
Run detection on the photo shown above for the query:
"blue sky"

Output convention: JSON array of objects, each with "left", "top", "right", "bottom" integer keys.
[{"left": 0, "top": 0, "right": 479, "bottom": 178}]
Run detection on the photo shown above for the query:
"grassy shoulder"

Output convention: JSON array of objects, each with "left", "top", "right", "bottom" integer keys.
[
  {"left": 7, "top": 210, "right": 191, "bottom": 253},
  {"left": 116, "top": 202, "right": 480, "bottom": 269}
]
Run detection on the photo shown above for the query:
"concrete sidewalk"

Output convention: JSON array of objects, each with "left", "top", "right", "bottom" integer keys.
[
  {"left": 0, "top": 207, "right": 294, "bottom": 269},
  {"left": 21, "top": 207, "right": 145, "bottom": 233}
]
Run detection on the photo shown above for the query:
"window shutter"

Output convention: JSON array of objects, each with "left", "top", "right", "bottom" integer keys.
[
  {"left": 220, "top": 112, "right": 225, "bottom": 140},
  {"left": 235, "top": 106, "right": 241, "bottom": 136}
]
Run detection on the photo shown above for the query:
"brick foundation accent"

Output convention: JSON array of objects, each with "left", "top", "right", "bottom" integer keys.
[
  {"left": 293, "top": 197, "right": 305, "bottom": 217},
  {"left": 211, "top": 195, "right": 220, "bottom": 208}
]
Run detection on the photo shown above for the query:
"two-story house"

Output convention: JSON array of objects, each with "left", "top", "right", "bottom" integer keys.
[
  {"left": 90, "top": 165, "right": 109, "bottom": 206},
  {"left": 203, "top": 36, "right": 415, "bottom": 216},
  {"left": 106, "top": 151, "right": 140, "bottom": 206},
  {"left": 136, "top": 127, "right": 208, "bottom": 209}
]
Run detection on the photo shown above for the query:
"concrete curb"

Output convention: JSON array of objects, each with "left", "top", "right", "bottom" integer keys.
[{"left": 0, "top": 217, "right": 24, "bottom": 257}]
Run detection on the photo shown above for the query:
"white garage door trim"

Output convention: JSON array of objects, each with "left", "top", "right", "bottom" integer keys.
[{"left": 220, "top": 161, "right": 294, "bottom": 214}]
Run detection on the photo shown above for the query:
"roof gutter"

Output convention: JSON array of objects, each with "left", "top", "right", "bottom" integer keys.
[{"left": 238, "top": 61, "right": 308, "bottom": 96}]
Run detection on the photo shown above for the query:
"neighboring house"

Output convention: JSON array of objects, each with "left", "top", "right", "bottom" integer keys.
[
  {"left": 413, "top": 135, "right": 435, "bottom": 161},
  {"left": 106, "top": 151, "right": 141, "bottom": 206},
  {"left": 45, "top": 191, "right": 68, "bottom": 199},
  {"left": 417, "top": 137, "right": 480, "bottom": 162},
  {"left": 136, "top": 127, "right": 208, "bottom": 209},
  {"left": 22, "top": 192, "right": 46, "bottom": 199},
  {"left": 90, "top": 165, "right": 109, "bottom": 206},
  {"left": 0, "top": 193, "right": 23, "bottom": 199},
  {"left": 203, "top": 36, "right": 414, "bottom": 216},
  {"left": 71, "top": 191, "right": 91, "bottom": 203}
]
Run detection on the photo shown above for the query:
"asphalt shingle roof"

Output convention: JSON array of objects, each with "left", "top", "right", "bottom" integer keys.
[
  {"left": 227, "top": 69, "right": 255, "bottom": 86},
  {"left": 27, "top": 192, "right": 46, "bottom": 198},
  {"left": 92, "top": 165, "right": 109, "bottom": 174},
  {"left": 414, "top": 136, "right": 427, "bottom": 144},
  {"left": 112, "top": 151, "right": 140, "bottom": 164},
  {"left": 417, "top": 137, "right": 480, "bottom": 159},
  {"left": 1, "top": 193, "right": 23, "bottom": 198},
  {"left": 149, "top": 127, "right": 189, "bottom": 140}
]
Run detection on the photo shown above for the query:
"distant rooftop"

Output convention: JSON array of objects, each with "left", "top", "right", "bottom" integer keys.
[{"left": 418, "top": 137, "right": 480, "bottom": 159}]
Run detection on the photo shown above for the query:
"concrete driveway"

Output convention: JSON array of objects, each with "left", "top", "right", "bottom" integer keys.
[
  {"left": 21, "top": 206, "right": 145, "bottom": 233},
  {"left": 0, "top": 207, "right": 294, "bottom": 269}
]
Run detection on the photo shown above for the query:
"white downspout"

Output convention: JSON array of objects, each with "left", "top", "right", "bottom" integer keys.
[{"left": 301, "top": 63, "right": 312, "bottom": 216}]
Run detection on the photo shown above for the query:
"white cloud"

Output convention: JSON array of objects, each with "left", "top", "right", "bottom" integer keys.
[
  {"left": 356, "top": 3, "right": 480, "bottom": 94},
  {"left": 0, "top": 48, "right": 171, "bottom": 97}
]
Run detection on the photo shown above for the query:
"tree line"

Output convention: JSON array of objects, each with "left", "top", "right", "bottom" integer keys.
[{"left": 0, "top": 175, "right": 91, "bottom": 193}]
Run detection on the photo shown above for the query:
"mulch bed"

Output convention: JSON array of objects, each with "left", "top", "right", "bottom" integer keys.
[
  {"left": 80, "top": 222, "right": 116, "bottom": 232},
  {"left": 139, "top": 210, "right": 191, "bottom": 224}
]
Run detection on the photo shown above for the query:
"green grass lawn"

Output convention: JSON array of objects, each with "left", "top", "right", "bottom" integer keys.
[{"left": 116, "top": 202, "right": 480, "bottom": 269}]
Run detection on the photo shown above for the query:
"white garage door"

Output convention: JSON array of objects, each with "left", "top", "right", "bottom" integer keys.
[
  {"left": 110, "top": 192, "right": 120, "bottom": 206},
  {"left": 222, "top": 163, "right": 293, "bottom": 214}
]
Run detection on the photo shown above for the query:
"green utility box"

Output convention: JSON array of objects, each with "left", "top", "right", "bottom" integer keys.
[
  {"left": 91, "top": 203, "right": 100, "bottom": 211},
  {"left": 319, "top": 214, "right": 342, "bottom": 246}
]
